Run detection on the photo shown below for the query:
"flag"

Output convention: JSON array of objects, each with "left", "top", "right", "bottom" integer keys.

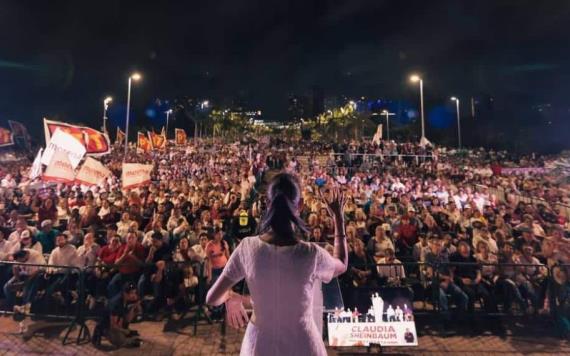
[
  {"left": 41, "top": 128, "right": 86, "bottom": 169},
  {"left": 0, "top": 127, "right": 14, "bottom": 147},
  {"left": 137, "top": 132, "right": 151, "bottom": 153},
  {"left": 122, "top": 163, "right": 153, "bottom": 190},
  {"left": 43, "top": 150, "right": 75, "bottom": 184},
  {"left": 75, "top": 157, "right": 111, "bottom": 186},
  {"left": 116, "top": 127, "right": 125, "bottom": 145},
  {"left": 43, "top": 118, "right": 111, "bottom": 155},
  {"left": 8, "top": 120, "right": 30, "bottom": 140},
  {"left": 372, "top": 124, "right": 383, "bottom": 144},
  {"left": 149, "top": 130, "right": 166, "bottom": 150},
  {"left": 175, "top": 128, "right": 187, "bottom": 146},
  {"left": 29, "top": 148, "right": 43, "bottom": 180}
]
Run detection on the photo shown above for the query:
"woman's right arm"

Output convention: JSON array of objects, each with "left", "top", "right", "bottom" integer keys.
[{"left": 321, "top": 188, "right": 348, "bottom": 277}]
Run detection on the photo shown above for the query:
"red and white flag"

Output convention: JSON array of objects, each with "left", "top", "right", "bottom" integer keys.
[
  {"left": 43, "top": 150, "right": 75, "bottom": 184},
  {"left": 122, "top": 163, "right": 153, "bottom": 190},
  {"left": 75, "top": 157, "right": 111, "bottom": 186}
]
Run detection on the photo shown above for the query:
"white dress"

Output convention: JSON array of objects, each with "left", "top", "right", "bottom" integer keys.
[{"left": 220, "top": 235, "right": 338, "bottom": 356}]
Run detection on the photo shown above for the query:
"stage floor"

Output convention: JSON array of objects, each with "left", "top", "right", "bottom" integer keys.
[{"left": 0, "top": 315, "right": 568, "bottom": 355}]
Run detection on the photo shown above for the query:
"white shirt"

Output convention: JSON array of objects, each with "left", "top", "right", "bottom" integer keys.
[
  {"left": 48, "top": 244, "right": 80, "bottom": 272},
  {"left": 0, "top": 239, "right": 19, "bottom": 260}
]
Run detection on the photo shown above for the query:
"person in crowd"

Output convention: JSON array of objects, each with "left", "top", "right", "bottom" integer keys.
[
  {"left": 107, "top": 232, "right": 145, "bottom": 298},
  {"left": 46, "top": 233, "right": 80, "bottom": 305},
  {"left": 450, "top": 242, "right": 497, "bottom": 313},
  {"left": 138, "top": 232, "right": 172, "bottom": 318},
  {"left": 63, "top": 219, "right": 85, "bottom": 247},
  {"left": 36, "top": 219, "right": 59, "bottom": 254},
  {"left": 367, "top": 225, "right": 395, "bottom": 259},
  {"left": 205, "top": 227, "right": 230, "bottom": 286},
  {"left": 4, "top": 248, "right": 46, "bottom": 313},
  {"left": 92, "top": 282, "right": 142, "bottom": 348},
  {"left": 376, "top": 248, "right": 406, "bottom": 286}
]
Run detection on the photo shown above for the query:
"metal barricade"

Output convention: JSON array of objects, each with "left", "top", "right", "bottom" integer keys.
[{"left": 0, "top": 260, "right": 86, "bottom": 345}]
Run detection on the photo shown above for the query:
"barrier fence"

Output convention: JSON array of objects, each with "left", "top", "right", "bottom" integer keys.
[{"left": 0, "top": 259, "right": 568, "bottom": 345}]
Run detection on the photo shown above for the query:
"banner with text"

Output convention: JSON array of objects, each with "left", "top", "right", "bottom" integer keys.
[
  {"left": 75, "top": 157, "right": 111, "bottom": 186},
  {"left": 122, "top": 163, "right": 153, "bottom": 190},
  {"left": 44, "top": 118, "right": 111, "bottom": 156},
  {"left": 327, "top": 291, "right": 417, "bottom": 347},
  {"left": 43, "top": 150, "right": 75, "bottom": 184},
  {"left": 41, "top": 128, "right": 86, "bottom": 169}
]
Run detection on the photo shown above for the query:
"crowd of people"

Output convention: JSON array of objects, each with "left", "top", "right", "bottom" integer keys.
[{"left": 0, "top": 135, "right": 569, "bottom": 347}]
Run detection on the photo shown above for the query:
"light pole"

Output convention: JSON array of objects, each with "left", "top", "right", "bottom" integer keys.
[
  {"left": 124, "top": 73, "right": 141, "bottom": 157},
  {"left": 165, "top": 109, "right": 173, "bottom": 139},
  {"left": 451, "top": 97, "right": 462, "bottom": 148},
  {"left": 103, "top": 97, "right": 112, "bottom": 134},
  {"left": 410, "top": 74, "right": 425, "bottom": 139},
  {"left": 381, "top": 110, "right": 396, "bottom": 141}
]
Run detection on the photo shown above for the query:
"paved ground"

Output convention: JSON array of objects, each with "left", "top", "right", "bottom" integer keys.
[{"left": 0, "top": 314, "right": 568, "bottom": 355}]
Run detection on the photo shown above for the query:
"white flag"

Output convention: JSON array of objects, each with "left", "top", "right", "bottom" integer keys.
[
  {"left": 122, "top": 163, "right": 153, "bottom": 190},
  {"left": 41, "top": 128, "right": 86, "bottom": 169},
  {"left": 75, "top": 157, "right": 111, "bottom": 186},
  {"left": 372, "top": 124, "right": 383, "bottom": 144},
  {"left": 29, "top": 148, "right": 43, "bottom": 180},
  {"left": 43, "top": 150, "right": 75, "bottom": 184}
]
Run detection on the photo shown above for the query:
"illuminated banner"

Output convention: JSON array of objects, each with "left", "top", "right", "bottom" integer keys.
[
  {"left": 175, "top": 128, "right": 187, "bottom": 146},
  {"left": 137, "top": 132, "right": 151, "bottom": 152},
  {"left": 43, "top": 118, "right": 111, "bottom": 156},
  {"left": 75, "top": 157, "right": 111, "bottom": 186},
  {"left": 327, "top": 293, "right": 417, "bottom": 347},
  {"left": 41, "top": 128, "right": 86, "bottom": 169},
  {"left": 116, "top": 127, "right": 125, "bottom": 145},
  {"left": 149, "top": 130, "right": 166, "bottom": 150},
  {"left": 0, "top": 127, "right": 15, "bottom": 147},
  {"left": 122, "top": 163, "right": 153, "bottom": 190},
  {"left": 43, "top": 150, "right": 75, "bottom": 184}
]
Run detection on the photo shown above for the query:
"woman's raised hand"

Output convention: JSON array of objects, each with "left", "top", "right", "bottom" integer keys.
[{"left": 319, "top": 187, "right": 346, "bottom": 220}]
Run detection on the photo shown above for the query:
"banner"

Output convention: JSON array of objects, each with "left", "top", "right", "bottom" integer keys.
[
  {"left": 327, "top": 291, "right": 417, "bottom": 347},
  {"left": 122, "top": 163, "right": 153, "bottom": 189},
  {"left": 43, "top": 118, "right": 111, "bottom": 156},
  {"left": 43, "top": 150, "right": 75, "bottom": 184},
  {"left": 137, "top": 132, "right": 151, "bottom": 152},
  {"left": 116, "top": 127, "right": 125, "bottom": 145},
  {"left": 8, "top": 120, "right": 30, "bottom": 139},
  {"left": 29, "top": 148, "right": 43, "bottom": 180},
  {"left": 75, "top": 157, "right": 111, "bottom": 186},
  {"left": 0, "top": 127, "right": 14, "bottom": 147},
  {"left": 149, "top": 130, "right": 166, "bottom": 150},
  {"left": 41, "top": 128, "right": 86, "bottom": 169},
  {"left": 175, "top": 128, "right": 187, "bottom": 146}
]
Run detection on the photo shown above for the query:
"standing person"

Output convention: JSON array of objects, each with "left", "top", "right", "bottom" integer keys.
[
  {"left": 206, "top": 173, "right": 348, "bottom": 356},
  {"left": 205, "top": 227, "right": 230, "bottom": 286}
]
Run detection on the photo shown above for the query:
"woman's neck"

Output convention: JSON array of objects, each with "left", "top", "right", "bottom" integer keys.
[{"left": 261, "top": 232, "right": 298, "bottom": 246}]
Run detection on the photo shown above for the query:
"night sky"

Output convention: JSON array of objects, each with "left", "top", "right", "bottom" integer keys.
[{"left": 1, "top": 0, "right": 570, "bottom": 149}]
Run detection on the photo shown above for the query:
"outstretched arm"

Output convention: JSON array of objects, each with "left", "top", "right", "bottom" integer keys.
[{"left": 320, "top": 187, "right": 348, "bottom": 277}]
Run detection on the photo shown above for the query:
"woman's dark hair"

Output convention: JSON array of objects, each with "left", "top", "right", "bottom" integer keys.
[{"left": 259, "top": 172, "right": 307, "bottom": 240}]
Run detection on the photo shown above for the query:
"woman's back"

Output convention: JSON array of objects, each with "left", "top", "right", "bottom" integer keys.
[{"left": 221, "top": 235, "right": 337, "bottom": 356}]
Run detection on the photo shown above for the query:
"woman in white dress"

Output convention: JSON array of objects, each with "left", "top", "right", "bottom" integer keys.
[{"left": 206, "top": 173, "right": 347, "bottom": 356}]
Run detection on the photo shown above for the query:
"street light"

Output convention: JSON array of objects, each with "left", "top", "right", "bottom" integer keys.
[
  {"left": 409, "top": 74, "right": 425, "bottom": 139},
  {"left": 450, "top": 97, "right": 462, "bottom": 148},
  {"left": 124, "top": 73, "right": 141, "bottom": 157},
  {"left": 165, "top": 109, "right": 173, "bottom": 139},
  {"left": 381, "top": 110, "right": 396, "bottom": 141},
  {"left": 103, "top": 96, "right": 112, "bottom": 134}
]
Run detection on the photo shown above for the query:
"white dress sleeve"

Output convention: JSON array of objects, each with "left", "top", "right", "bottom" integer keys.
[
  {"left": 220, "top": 239, "right": 246, "bottom": 283},
  {"left": 313, "top": 244, "right": 337, "bottom": 283}
]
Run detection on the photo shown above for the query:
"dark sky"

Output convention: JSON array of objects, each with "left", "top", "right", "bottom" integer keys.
[{"left": 1, "top": 0, "right": 570, "bottom": 135}]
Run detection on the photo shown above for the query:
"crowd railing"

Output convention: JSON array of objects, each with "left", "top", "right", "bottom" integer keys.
[{"left": 1, "top": 257, "right": 568, "bottom": 345}]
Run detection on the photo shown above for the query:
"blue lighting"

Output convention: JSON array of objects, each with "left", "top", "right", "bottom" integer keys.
[{"left": 428, "top": 106, "right": 454, "bottom": 129}]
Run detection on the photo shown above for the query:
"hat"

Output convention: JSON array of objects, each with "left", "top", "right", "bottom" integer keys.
[
  {"left": 407, "top": 206, "right": 416, "bottom": 213},
  {"left": 41, "top": 219, "right": 52, "bottom": 228}
]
